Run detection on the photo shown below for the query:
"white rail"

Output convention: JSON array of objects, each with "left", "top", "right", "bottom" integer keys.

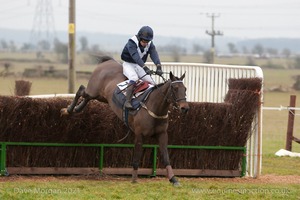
[
  {"left": 148, "top": 62, "right": 263, "bottom": 102},
  {"left": 149, "top": 62, "right": 263, "bottom": 178},
  {"left": 27, "top": 94, "right": 75, "bottom": 98},
  {"left": 263, "top": 106, "right": 300, "bottom": 111}
]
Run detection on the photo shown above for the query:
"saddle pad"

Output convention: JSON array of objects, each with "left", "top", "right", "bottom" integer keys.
[{"left": 112, "top": 86, "right": 154, "bottom": 110}]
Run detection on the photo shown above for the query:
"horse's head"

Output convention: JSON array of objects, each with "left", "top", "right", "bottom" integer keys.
[{"left": 169, "top": 72, "right": 190, "bottom": 114}]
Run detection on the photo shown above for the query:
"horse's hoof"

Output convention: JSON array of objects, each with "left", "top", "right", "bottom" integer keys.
[
  {"left": 169, "top": 176, "right": 180, "bottom": 187},
  {"left": 131, "top": 179, "right": 138, "bottom": 184},
  {"left": 173, "top": 181, "right": 181, "bottom": 187},
  {"left": 60, "top": 108, "right": 69, "bottom": 116}
]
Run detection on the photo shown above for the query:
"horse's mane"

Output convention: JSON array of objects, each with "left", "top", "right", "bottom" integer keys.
[{"left": 155, "top": 80, "right": 171, "bottom": 88}]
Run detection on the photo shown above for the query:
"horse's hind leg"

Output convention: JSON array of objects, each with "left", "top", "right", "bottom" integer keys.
[
  {"left": 61, "top": 85, "right": 85, "bottom": 115},
  {"left": 74, "top": 94, "right": 92, "bottom": 113}
]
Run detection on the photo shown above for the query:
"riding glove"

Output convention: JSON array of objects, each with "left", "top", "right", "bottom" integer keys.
[
  {"left": 143, "top": 66, "right": 152, "bottom": 75},
  {"left": 156, "top": 64, "right": 163, "bottom": 76}
]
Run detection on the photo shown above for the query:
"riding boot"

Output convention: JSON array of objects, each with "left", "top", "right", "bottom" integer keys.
[{"left": 124, "top": 84, "right": 135, "bottom": 109}]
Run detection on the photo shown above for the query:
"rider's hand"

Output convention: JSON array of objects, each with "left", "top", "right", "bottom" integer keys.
[
  {"left": 156, "top": 64, "right": 163, "bottom": 76},
  {"left": 143, "top": 66, "right": 152, "bottom": 75}
]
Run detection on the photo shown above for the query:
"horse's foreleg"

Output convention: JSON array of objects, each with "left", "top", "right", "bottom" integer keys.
[
  {"left": 158, "top": 133, "right": 180, "bottom": 186},
  {"left": 132, "top": 135, "right": 143, "bottom": 183}
]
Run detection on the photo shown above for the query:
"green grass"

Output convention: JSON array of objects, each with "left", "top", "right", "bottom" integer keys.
[
  {"left": 0, "top": 177, "right": 299, "bottom": 200},
  {"left": 0, "top": 77, "right": 88, "bottom": 96},
  {"left": 263, "top": 155, "right": 300, "bottom": 175},
  {"left": 1, "top": 52, "right": 300, "bottom": 199},
  {"left": 262, "top": 91, "right": 300, "bottom": 176},
  {"left": 263, "top": 68, "right": 300, "bottom": 88}
]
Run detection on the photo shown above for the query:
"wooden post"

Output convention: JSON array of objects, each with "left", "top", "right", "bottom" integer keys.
[
  {"left": 285, "top": 95, "right": 296, "bottom": 151},
  {"left": 68, "top": 0, "right": 76, "bottom": 93},
  {"left": 255, "top": 94, "right": 262, "bottom": 178}
]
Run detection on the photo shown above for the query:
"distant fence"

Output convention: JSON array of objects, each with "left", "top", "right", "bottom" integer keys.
[
  {"left": 263, "top": 95, "right": 300, "bottom": 151},
  {"left": 148, "top": 62, "right": 263, "bottom": 178}
]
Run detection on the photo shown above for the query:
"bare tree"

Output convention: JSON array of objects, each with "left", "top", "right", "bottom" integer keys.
[
  {"left": 0, "top": 40, "right": 8, "bottom": 50},
  {"left": 79, "top": 36, "right": 89, "bottom": 52},
  {"left": 53, "top": 38, "right": 68, "bottom": 63},
  {"left": 252, "top": 44, "right": 264, "bottom": 57},
  {"left": 227, "top": 42, "right": 238, "bottom": 54},
  {"left": 203, "top": 50, "right": 212, "bottom": 63}
]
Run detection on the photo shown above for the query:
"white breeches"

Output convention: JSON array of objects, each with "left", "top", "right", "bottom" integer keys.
[{"left": 122, "top": 62, "right": 155, "bottom": 84}]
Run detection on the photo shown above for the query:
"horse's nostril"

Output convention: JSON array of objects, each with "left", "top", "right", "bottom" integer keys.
[{"left": 181, "top": 107, "right": 189, "bottom": 114}]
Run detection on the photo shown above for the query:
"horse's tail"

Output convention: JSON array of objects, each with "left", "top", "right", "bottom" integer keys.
[
  {"left": 96, "top": 55, "right": 114, "bottom": 64},
  {"left": 89, "top": 54, "right": 114, "bottom": 64}
]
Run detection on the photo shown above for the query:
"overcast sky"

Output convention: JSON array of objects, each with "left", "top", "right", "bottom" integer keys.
[{"left": 0, "top": 0, "right": 299, "bottom": 39}]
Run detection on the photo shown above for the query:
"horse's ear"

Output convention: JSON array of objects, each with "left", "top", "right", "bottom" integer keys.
[
  {"left": 169, "top": 71, "right": 174, "bottom": 80},
  {"left": 180, "top": 72, "right": 186, "bottom": 80}
]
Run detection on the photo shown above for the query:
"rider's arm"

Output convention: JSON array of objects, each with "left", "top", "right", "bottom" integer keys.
[{"left": 149, "top": 43, "right": 161, "bottom": 67}]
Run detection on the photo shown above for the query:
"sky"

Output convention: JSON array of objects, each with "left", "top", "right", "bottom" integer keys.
[{"left": 0, "top": 0, "right": 299, "bottom": 39}]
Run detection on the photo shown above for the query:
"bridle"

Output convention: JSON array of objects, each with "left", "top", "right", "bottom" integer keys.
[
  {"left": 140, "top": 79, "right": 186, "bottom": 119},
  {"left": 169, "top": 80, "right": 187, "bottom": 104}
]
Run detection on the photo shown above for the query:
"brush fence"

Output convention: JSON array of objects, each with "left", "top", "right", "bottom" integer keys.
[{"left": 0, "top": 62, "right": 263, "bottom": 178}]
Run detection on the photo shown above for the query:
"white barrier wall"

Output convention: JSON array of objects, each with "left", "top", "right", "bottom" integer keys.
[{"left": 148, "top": 62, "right": 263, "bottom": 178}]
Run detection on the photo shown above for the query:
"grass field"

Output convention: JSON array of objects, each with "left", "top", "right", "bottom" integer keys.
[
  {"left": 1, "top": 52, "right": 300, "bottom": 199},
  {"left": 1, "top": 176, "right": 299, "bottom": 200}
]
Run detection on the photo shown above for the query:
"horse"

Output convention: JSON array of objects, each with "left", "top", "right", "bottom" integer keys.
[{"left": 60, "top": 56, "right": 190, "bottom": 186}]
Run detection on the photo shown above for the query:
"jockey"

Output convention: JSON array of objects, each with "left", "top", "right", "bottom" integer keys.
[{"left": 121, "top": 26, "right": 163, "bottom": 109}]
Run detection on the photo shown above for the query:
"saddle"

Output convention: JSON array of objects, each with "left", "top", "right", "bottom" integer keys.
[
  {"left": 134, "top": 81, "right": 151, "bottom": 96},
  {"left": 112, "top": 80, "right": 154, "bottom": 110}
]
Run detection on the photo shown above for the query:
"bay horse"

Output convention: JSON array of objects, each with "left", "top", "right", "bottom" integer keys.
[{"left": 60, "top": 56, "right": 189, "bottom": 186}]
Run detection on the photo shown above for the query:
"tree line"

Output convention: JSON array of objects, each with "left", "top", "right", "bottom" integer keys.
[{"left": 1, "top": 36, "right": 300, "bottom": 69}]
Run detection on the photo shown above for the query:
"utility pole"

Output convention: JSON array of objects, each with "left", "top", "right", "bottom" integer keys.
[
  {"left": 68, "top": 0, "right": 76, "bottom": 93},
  {"left": 205, "top": 13, "right": 223, "bottom": 63}
]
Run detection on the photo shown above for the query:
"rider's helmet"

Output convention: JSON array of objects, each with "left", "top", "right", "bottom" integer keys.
[{"left": 137, "top": 26, "right": 154, "bottom": 41}]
